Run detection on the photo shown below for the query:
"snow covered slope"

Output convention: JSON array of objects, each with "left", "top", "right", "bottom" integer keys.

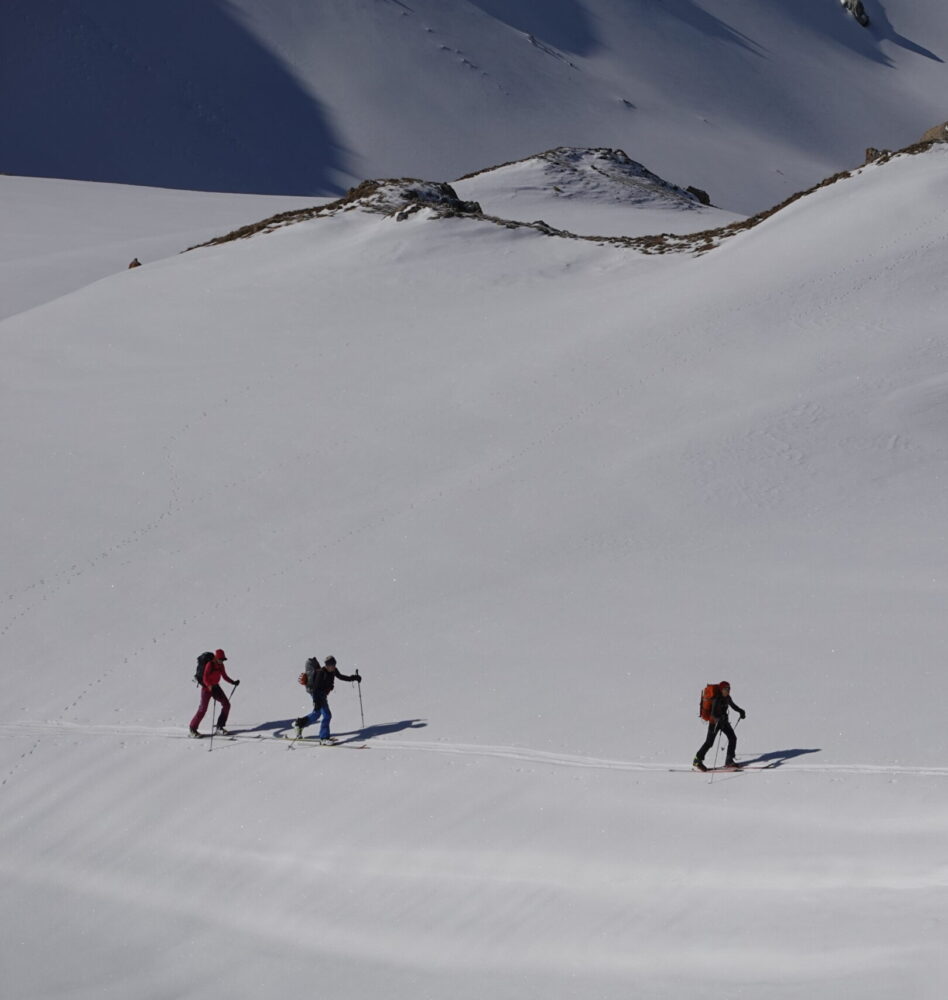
[
  {"left": 3, "top": 0, "right": 947, "bottom": 211},
  {"left": 2, "top": 144, "right": 947, "bottom": 999},
  {"left": 453, "top": 147, "right": 743, "bottom": 236},
  {"left": 0, "top": 176, "right": 321, "bottom": 321}
]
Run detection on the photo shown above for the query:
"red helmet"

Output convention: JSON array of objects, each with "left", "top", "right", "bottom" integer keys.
[
  {"left": 719, "top": 680, "right": 730, "bottom": 690},
  {"left": 215, "top": 649, "right": 227, "bottom": 661}
]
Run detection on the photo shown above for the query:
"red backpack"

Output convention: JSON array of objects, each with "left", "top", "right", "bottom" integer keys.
[{"left": 698, "top": 683, "right": 720, "bottom": 722}]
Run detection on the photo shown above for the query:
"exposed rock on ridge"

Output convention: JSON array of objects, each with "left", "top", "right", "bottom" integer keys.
[{"left": 191, "top": 140, "right": 945, "bottom": 257}]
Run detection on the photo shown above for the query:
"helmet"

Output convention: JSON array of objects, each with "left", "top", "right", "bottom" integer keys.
[
  {"left": 325, "top": 655, "right": 336, "bottom": 666},
  {"left": 215, "top": 649, "right": 227, "bottom": 661},
  {"left": 718, "top": 680, "right": 730, "bottom": 690}
]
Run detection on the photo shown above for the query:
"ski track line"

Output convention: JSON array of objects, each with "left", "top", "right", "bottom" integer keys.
[{"left": 2, "top": 722, "right": 948, "bottom": 778}]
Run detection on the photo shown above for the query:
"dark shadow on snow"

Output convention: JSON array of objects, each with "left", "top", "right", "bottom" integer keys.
[
  {"left": 762, "top": 0, "right": 942, "bottom": 69},
  {"left": 870, "top": 2, "right": 943, "bottom": 62},
  {"left": 657, "top": 0, "right": 764, "bottom": 57},
  {"left": 237, "top": 719, "right": 428, "bottom": 745},
  {"left": 241, "top": 719, "right": 295, "bottom": 736},
  {"left": 467, "top": 0, "right": 599, "bottom": 56},
  {"left": 333, "top": 719, "right": 428, "bottom": 744},
  {"left": 740, "top": 748, "right": 822, "bottom": 768},
  {"left": 469, "top": 0, "right": 764, "bottom": 58},
  {"left": 0, "top": 0, "right": 345, "bottom": 194}
]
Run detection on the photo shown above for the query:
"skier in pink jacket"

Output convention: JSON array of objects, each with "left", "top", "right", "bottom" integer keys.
[{"left": 189, "top": 649, "right": 240, "bottom": 737}]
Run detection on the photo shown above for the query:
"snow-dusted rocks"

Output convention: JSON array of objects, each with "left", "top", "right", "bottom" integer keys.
[
  {"left": 460, "top": 147, "right": 709, "bottom": 211},
  {"left": 454, "top": 146, "right": 741, "bottom": 238},
  {"left": 328, "top": 178, "right": 482, "bottom": 219}
]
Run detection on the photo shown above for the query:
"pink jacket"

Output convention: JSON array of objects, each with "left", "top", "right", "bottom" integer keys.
[{"left": 202, "top": 657, "right": 235, "bottom": 689}]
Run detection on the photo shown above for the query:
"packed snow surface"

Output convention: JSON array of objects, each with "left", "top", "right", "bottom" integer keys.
[{"left": 2, "top": 140, "right": 948, "bottom": 998}]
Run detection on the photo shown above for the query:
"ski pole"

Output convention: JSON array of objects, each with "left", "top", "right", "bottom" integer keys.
[
  {"left": 209, "top": 694, "right": 218, "bottom": 753},
  {"left": 354, "top": 670, "right": 365, "bottom": 729},
  {"left": 709, "top": 725, "right": 723, "bottom": 783}
]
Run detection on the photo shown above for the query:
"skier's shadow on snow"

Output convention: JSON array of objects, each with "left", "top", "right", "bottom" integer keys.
[
  {"left": 741, "top": 748, "right": 821, "bottom": 768},
  {"left": 245, "top": 718, "right": 427, "bottom": 744},
  {"left": 869, "top": 5, "right": 943, "bottom": 63},
  {"left": 334, "top": 720, "right": 428, "bottom": 744}
]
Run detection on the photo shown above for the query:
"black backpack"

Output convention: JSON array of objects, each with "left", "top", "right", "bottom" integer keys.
[
  {"left": 194, "top": 651, "right": 215, "bottom": 685},
  {"left": 302, "top": 657, "right": 321, "bottom": 691}
]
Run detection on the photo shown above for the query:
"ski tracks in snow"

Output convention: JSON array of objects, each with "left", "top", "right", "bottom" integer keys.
[
  {"left": 367, "top": 738, "right": 948, "bottom": 778},
  {"left": 1, "top": 720, "right": 947, "bottom": 781}
]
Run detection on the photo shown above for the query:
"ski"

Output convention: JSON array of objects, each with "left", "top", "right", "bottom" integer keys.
[
  {"left": 669, "top": 762, "right": 769, "bottom": 773},
  {"left": 185, "top": 730, "right": 263, "bottom": 741},
  {"left": 278, "top": 735, "right": 369, "bottom": 749}
]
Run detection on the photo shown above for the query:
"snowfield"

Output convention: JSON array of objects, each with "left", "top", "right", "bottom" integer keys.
[
  {"left": 0, "top": 176, "right": 322, "bottom": 322},
  {"left": 3, "top": 1, "right": 948, "bottom": 997},
  {"left": 2, "top": 142, "right": 948, "bottom": 999}
]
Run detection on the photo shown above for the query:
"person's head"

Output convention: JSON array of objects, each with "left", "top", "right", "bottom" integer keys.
[
  {"left": 215, "top": 648, "right": 227, "bottom": 661},
  {"left": 719, "top": 681, "right": 730, "bottom": 693},
  {"left": 325, "top": 655, "right": 336, "bottom": 668}
]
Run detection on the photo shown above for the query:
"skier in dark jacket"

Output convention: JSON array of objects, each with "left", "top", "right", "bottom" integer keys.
[
  {"left": 294, "top": 655, "right": 360, "bottom": 741},
  {"left": 693, "top": 681, "right": 746, "bottom": 770}
]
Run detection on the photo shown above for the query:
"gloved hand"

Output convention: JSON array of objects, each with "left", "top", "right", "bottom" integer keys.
[
  {"left": 233, "top": 679, "right": 241, "bottom": 686},
  {"left": 355, "top": 675, "right": 362, "bottom": 684},
  {"left": 739, "top": 709, "right": 746, "bottom": 720}
]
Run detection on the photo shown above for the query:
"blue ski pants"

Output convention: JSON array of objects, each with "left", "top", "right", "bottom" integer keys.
[{"left": 302, "top": 695, "right": 332, "bottom": 739}]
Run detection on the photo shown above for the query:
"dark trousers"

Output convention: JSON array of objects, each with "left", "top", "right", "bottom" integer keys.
[
  {"left": 190, "top": 684, "right": 230, "bottom": 731},
  {"left": 696, "top": 719, "right": 736, "bottom": 763}
]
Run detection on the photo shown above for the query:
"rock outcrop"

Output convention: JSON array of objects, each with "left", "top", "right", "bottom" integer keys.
[{"left": 920, "top": 121, "right": 948, "bottom": 144}]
